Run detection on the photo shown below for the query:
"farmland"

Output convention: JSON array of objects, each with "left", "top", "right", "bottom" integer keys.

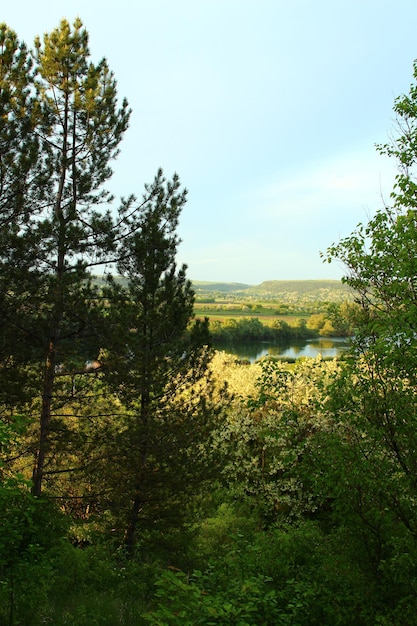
[{"left": 192, "top": 279, "right": 353, "bottom": 324}]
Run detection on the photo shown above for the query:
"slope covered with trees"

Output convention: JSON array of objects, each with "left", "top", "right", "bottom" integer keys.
[{"left": 2, "top": 17, "right": 417, "bottom": 626}]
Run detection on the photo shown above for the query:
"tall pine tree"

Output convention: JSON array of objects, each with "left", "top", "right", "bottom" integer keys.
[
  {"left": 30, "top": 18, "right": 130, "bottom": 496},
  {"left": 103, "top": 170, "right": 214, "bottom": 555},
  {"left": 1, "top": 19, "right": 130, "bottom": 496}
]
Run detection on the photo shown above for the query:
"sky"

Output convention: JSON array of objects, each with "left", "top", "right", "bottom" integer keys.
[{"left": 2, "top": 0, "right": 417, "bottom": 284}]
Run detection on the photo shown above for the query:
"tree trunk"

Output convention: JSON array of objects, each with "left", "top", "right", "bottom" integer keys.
[
  {"left": 31, "top": 86, "right": 69, "bottom": 497},
  {"left": 32, "top": 341, "right": 56, "bottom": 496},
  {"left": 124, "top": 490, "right": 143, "bottom": 557}
]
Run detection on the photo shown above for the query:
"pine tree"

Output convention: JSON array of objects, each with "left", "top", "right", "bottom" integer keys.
[
  {"left": 103, "top": 170, "right": 214, "bottom": 555},
  {"left": 0, "top": 24, "right": 41, "bottom": 219},
  {"left": 0, "top": 24, "right": 45, "bottom": 406},
  {"left": 1, "top": 19, "right": 130, "bottom": 496},
  {"left": 30, "top": 18, "right": 130, "bottom": 496}
]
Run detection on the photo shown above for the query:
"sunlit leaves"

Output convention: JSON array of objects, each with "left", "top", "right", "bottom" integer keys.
[
  {"left": 34, "top": 18, "right": 130, "bottom": 214},
  {"left": 211, "top": 356, "right": 340, "bottom": 521}
]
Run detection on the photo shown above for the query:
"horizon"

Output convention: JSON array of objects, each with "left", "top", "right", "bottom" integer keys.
[
  {"left": 99, "top": 275, "right": 348, "bottom": 288},
  {"left": 190, "top": 277, "right": 346, "bottom": 285}
]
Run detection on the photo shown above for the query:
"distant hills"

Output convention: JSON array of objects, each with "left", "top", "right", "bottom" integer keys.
[
  {"left": 192, "top": 281, "right": 252, "bottom": 293},
  {"left": 92, "top": 276, "right": 353, "bottom": 302},
  {"left": 192, "top": 279, "right": 352, "bottom": 301}
]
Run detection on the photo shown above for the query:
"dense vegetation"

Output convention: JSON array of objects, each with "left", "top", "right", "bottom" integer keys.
[{"left": 2, "top": 18, "right": 417, "bottom": 626}]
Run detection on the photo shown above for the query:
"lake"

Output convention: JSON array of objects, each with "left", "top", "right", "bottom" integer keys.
[{"left": 213, "top": 337, "right": 350, "bottom": 363}]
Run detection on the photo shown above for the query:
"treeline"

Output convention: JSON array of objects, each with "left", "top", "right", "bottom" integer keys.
[
  {"left": 209, "top": 316, "right": 316, "bottom": 342},
  {"left": 3, "top": 18, "right": 417, "bottom": 626},
  {"left": 208, "top": 302, "right": 356, "bottom": 343}
]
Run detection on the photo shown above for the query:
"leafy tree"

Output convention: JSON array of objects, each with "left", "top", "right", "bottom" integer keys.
[
  {"left": 325, "top": 300, "right": 358, "bottom": 337},
  {"left": 271, "top": 317, "right": 292, "bottom": 338},
  {"left": 214, "top": 356, "right": 341, "bottom": 523},
  {"left": 102, "top": 170, "right": 216, "bottom": 555},
  {"left": 320, "top": 58, "right": 417, "bottom": 618},
  {"left": 306, "top": 313, "right": 326, "bottom": 331},
  {"left": 325, "top": 59, "right": 417, "bottom": 360}
]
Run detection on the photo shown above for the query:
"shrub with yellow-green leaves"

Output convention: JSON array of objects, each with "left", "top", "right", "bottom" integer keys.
[
  {"left": 211, "top": 356, "right": 341, "bottom": 522},
  {"left": 208, "top": 351, "right": 262, "bottom": 399}
]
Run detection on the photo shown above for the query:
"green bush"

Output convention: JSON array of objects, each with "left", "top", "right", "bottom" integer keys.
[{"left": 0, "top": 481, "right": 68, "bottom": 625}]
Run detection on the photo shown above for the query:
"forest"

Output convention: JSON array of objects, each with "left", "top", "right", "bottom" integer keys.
[{"left": 2, "top": 18, "right": 417, "bottom": 625}]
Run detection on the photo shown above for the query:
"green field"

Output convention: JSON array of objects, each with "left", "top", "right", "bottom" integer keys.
[{"left": 193, "top": 305, "right": 308, "bottom": 326}]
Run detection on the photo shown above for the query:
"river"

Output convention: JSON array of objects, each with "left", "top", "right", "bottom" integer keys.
[{"left": 213, "top": 337, "right": 350, "bottom": 363}]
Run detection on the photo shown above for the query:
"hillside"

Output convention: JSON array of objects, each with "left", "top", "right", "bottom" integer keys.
[
  {"left": 191, "top": 281, "right": 252, "bottom": 294},
  {"left": 192, "top": 279, "right": 352, "bottom": 302},
  {"left": 92, "top": 277, "right": 353, "bottom": 303},
  {"left": 250, "top": 279, "right": 351, "bottom": 297}
]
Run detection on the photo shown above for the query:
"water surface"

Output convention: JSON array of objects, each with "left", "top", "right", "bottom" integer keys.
[{"left": 214, "top": 337, "right": 350, "bottom": 363}]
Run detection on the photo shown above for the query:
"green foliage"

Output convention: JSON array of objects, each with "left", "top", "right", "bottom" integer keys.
[
  {"left": 323, "top": 55, "right": 417, "bottom": 538},
  {"left": 101, "top": 170, "right": 216, "bottom": 554},
  {"left": 45, "top": 544, "right": 152, "bottom": 626},
  {"left": 210, "top": 315, "right": 317, "bottom": 343},
  {"left": 306, "top": 302, "right": 358, "bottom": 337},
  {"left": 212, "top": 357, "right": 340, "bottom": 522},
  {"left": 0, "top": 23, "right": 42, "bottom": 221},
  {"left": 0, "top": 18, "right": 132, "bottom": 497},
  {"left": 0, "top": 538, "right": 154, "bottom": 626},
  {"left": 0, "top": 480, "right": 69, "bottom": 625},
  {"left": 144, "top": 567, "right": 280, "bottom": 625},
  {"left": 0, "top": 482, "right": 64, "bottom": 568},
  {"left": 316, "top": 57, "right": 417, "bottom": 621},
  {"left": 145, "top": 510, "right": 378, "bottom": 625}
]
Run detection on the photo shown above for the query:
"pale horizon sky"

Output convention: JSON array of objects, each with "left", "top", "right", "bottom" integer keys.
[{"left": 2, "top": 1, "right": 416, "bottom": 284}]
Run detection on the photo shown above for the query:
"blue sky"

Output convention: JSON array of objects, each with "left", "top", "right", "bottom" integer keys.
[{"left": 3, "top": 0, "right": 417, "bottom": 284}]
